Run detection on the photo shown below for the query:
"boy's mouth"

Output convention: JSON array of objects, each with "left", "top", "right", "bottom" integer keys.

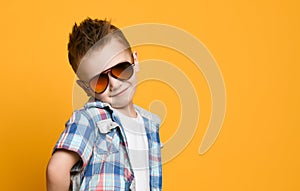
[{"left": 110, "top": 87, "right": 129, "bottom": 97}]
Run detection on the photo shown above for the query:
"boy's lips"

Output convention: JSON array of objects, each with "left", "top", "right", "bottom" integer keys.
[{"left": 110, "top": 87, "right": 129, "bottom": 97}]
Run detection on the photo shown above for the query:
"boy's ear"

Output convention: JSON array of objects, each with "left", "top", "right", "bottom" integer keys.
[
  {"left": 133, "top": 51, "right": 140, "bottom": 72},
  {"left": 76, "top": 80, "right": 92, "bottom": 97}
]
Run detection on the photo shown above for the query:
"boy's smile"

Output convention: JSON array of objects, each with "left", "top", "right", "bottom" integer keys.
[{"left": 76, "top": 38, "right": 139, "bottom": 116}]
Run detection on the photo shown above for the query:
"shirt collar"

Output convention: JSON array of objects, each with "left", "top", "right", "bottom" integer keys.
[
  {"left": 84, "top": 97, "right": 112, "bottom": 110},
  {"left": 84, "top": 98, "right": 161, "bottom": 127}
]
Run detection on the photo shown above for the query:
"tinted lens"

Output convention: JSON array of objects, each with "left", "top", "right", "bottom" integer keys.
[
  {"left": 111, "top": 62, "right": 134, "bottom": 80},
  {"left": 89, "top": 74, "right": 109, "bottom": 93},
  {"left": 88, "top": 62, "right": 134, "bottom": 94}
]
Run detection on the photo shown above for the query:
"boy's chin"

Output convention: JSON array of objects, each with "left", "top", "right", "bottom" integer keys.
[
  {"left": 110, "top": 91, "right": 135, "bottom": 109},
  {"left": 110, "top": 99, "right": 133, "bottom": 109}
]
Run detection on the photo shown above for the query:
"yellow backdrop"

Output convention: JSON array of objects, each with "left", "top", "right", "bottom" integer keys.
[{"left": 0, "top": 0, "right": 299, "bottom": 190}]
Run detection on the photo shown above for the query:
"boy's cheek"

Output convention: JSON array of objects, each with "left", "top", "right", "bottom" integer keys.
[{"left": 94, "top": 93, "right": 110, "bottom": 103}]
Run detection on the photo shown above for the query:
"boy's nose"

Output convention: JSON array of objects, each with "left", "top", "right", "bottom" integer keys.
[{"left": 108, "top": 73, "right": 121, "bottom": 91}]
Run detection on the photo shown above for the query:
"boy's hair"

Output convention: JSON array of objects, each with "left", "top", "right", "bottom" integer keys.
[{"left": 68, "top": 18, "right": 132, "bottom": 73}]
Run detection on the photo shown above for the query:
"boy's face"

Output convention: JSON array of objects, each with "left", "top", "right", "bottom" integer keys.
[{"left": 77, "top": 38, "right": 138, "bottom": 110}]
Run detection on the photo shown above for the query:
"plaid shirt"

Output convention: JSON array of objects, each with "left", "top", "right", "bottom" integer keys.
[{"left": 54, "top": 101, "right": 162, "bottom": 191}]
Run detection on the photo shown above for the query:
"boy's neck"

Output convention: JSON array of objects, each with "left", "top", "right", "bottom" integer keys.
[{"left": 113, "top": 103, "right": 137, "bottom": 118}]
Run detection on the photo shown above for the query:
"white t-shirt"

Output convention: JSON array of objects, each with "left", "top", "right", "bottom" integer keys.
[{"left": 113, "top": 109, "right": 150, "bottom": 191}]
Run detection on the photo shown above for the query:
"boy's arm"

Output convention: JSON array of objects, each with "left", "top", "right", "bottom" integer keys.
[{"left": 46, "top": 150, "right": 80, "bottom": 191}]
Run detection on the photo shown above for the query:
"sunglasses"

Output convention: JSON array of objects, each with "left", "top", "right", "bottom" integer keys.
[{"left": 87, "top": 61, "right": 135, "bottom": 94}]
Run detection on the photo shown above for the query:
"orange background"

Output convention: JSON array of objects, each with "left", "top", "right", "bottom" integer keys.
[{"left": 0, "top": 0, "right": 299, "bottom": 190}]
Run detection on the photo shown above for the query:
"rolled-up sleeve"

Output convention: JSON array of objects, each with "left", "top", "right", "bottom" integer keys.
[{"left": 54, "top": 110, "right": 96, "bottom": 168}]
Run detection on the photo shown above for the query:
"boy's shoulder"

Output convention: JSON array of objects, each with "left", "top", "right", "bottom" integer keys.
[
  {"left": 134, "top": 105, "right": 161, "bottom": 125},
  {"left": 80, "top": 101, "right": 112, "bottom": 121},
  {"left": 67, "top": 101, "right": 111, "bottom": 124},
  {"left": 72, "top": 100, "right": 161, "bottom": 127}
]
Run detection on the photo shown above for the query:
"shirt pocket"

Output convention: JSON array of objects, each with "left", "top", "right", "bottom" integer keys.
[{"left": 94, "top": 129, "right": 120, "bottom": 155}]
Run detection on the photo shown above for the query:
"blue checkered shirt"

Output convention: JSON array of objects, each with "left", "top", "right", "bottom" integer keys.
[{"left": 54, "top": 101, "right": 162, "bottom": 191}]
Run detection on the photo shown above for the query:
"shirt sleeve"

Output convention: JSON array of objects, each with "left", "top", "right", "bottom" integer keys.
[{"left": 54, "top": 110, "right": 96, "bottom": 168}]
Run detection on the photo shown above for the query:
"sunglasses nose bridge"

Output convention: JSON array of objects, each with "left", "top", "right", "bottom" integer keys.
[{"left": 107, "top": 72, "right": 122, "bottom": 90}]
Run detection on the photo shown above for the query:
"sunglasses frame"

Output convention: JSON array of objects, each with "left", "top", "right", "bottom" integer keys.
[{"left": 86, "top": 61, "right": 135, "bottom": 94}]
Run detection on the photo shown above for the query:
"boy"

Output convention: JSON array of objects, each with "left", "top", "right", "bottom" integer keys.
[{"left": 46, "top": 18, "right": 162, "bottom": 191}]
